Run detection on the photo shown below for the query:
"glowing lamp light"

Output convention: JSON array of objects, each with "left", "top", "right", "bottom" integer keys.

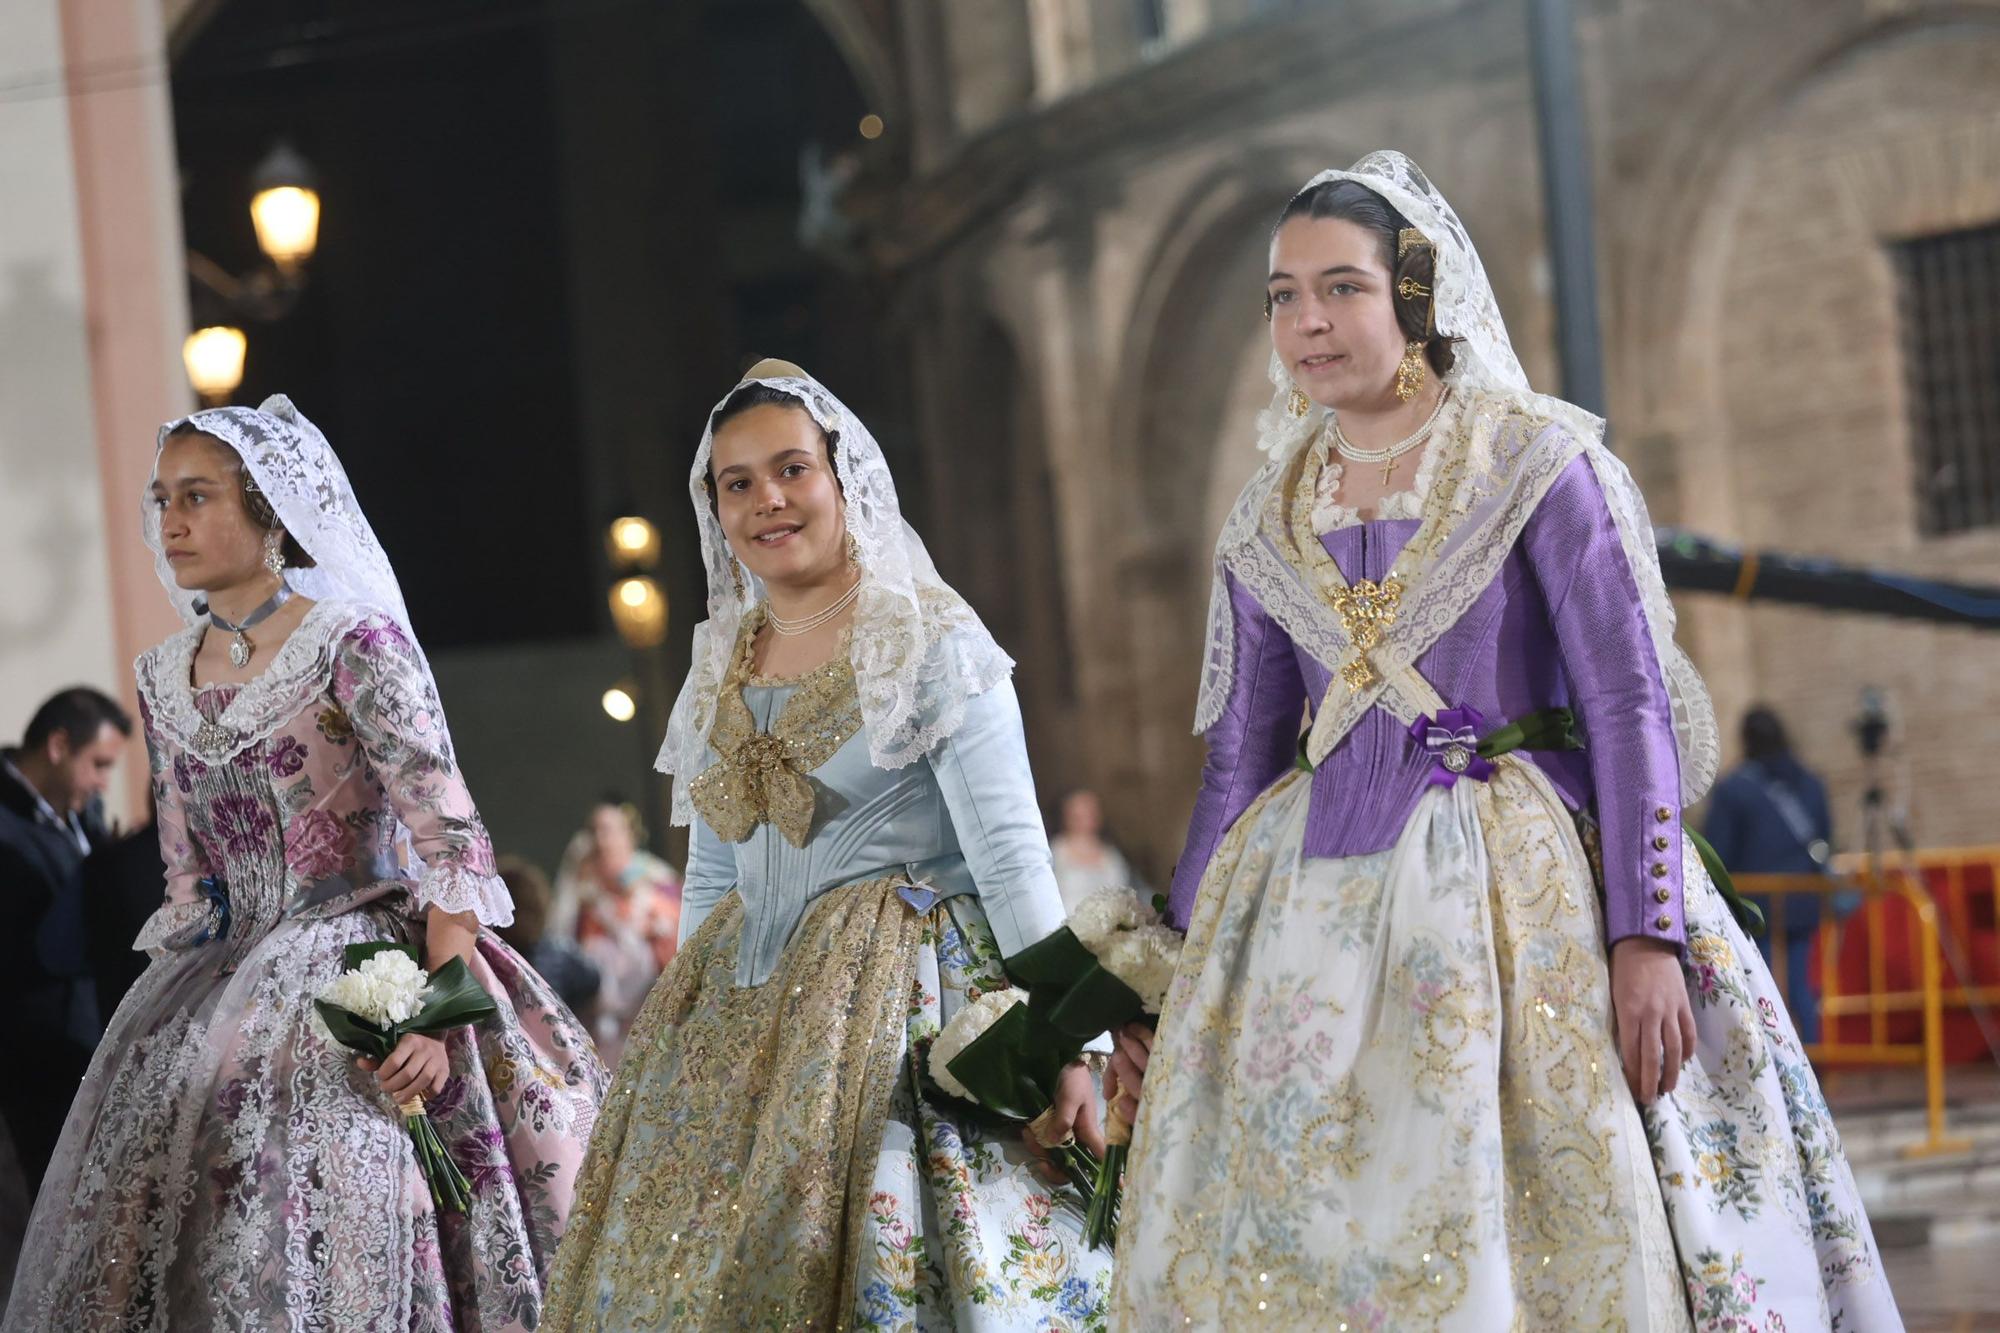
[
  {"left": 601, "top": 687, "right": 637, "bottom": 723},
  {"left": 250, "top": 185, "right": 321, "bottom": 271},
  {"left": 606, "top": 515, "right": 661, "bottom": 568},
  {"left": 183, "top": 326, "right": 247, "bottom": 403},
  {"left": 249, "top": 143, "right": 321, "bottom": 272},
  {"left": 609, "top": 576, "right": 668, "bottom": 648},
  {"left": 858, "top": 113, "right": 885, "bottom": 141}
]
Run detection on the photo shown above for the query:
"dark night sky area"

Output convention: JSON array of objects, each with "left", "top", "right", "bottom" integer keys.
[{"left": 171, "top": 0, "right": 883, "bottom": 649}]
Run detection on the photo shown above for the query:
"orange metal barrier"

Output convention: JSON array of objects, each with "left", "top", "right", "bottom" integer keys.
[{"left": 1734, "top": 868, "right": 1973, "bottom": 1157}]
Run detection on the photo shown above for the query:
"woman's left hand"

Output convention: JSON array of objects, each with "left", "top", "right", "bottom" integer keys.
[
  {"left": 1610, "top": 936, "right": 1698, "bottom": 1104},
  {"left": 360, "top": 1032, "right": 451, "bottom": 1103}
]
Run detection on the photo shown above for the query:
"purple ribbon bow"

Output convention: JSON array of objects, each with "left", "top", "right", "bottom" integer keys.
[{"left": 1411, "top": 706, "right": 1496, "bottom": 787}]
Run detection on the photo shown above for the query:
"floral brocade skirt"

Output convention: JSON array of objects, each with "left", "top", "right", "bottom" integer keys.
[
  {"left": 1111, "top": 759, "right": 1903, "bottom": 1332},
  {"left": 541, "top": 877, "right": 1113, "bottom": 1331},
  {"left": 4, "top": 903, "right": 607, "bottom": 1333}
]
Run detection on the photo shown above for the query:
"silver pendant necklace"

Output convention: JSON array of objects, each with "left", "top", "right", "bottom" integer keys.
[{"left": 202, "top": 585, "right": 293, "bottom": 669}]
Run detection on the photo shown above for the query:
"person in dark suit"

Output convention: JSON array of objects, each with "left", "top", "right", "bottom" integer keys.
[
  {"left": 0, "top": 686, "right": 132, "bottom": 1192},
  {"left": 1703, "top": 706, "right": 1837, "bottom": 1044},
  {"left": 82, "top": 802, "right": 166, "bottom": 1022}
]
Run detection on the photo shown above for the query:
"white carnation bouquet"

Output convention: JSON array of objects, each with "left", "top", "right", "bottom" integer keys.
[
  {"left": 927, "top": 986, "right": 1100, "bottom": 1209},
  {"left": 312, "top": 942, "right": 498, "bottom": 1212},
  {"left": 929, "top": 886, "right": 1184, "bottom": 1248}
]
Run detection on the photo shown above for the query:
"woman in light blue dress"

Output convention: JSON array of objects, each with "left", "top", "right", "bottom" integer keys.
[{"left": 542, "top": 361, "right": 1112, "bottom": 1332}]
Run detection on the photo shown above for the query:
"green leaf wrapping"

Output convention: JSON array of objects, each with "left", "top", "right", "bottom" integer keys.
[
  {"left": 1689, "top": 828, "right": 1767, "bottom": 938},
  {"left": 1476, "top": 706, "right": 1582, "bottom": 759},
  {"left": 398, "top": 956, "right": 501, "bottom": 1036},
  {"left": 1004, "top": 926, "right": 1147, "bottom": 1042},
  {"left": 942, "top": 1003, "right": 1074, "bottom": 1123},
  {"left": 312, "top": 1003, "right": 397, "bottom": 1060},
  {"left": 314, "top": 954, "right": 499, "bottom": 1059}
]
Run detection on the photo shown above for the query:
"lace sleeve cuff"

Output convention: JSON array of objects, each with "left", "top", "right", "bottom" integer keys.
[
  {"left": 131, "top": 900, "right": 216, "bottom": 958},
  {"left": 412, "top": 860, "right": 516, "bottom": 928}
]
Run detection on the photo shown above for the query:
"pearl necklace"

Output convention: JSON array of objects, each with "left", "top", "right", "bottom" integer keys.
[
  {"left": 767, "top": 576, "right": 862, "bottom": 637},
  {"left": 1332, "top": 389, "right": 1451, "bottom": 485}
]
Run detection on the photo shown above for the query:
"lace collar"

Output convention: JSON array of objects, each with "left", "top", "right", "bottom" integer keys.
[
  {"left": 1309, "top": 430, "right": 1446, "bottom": 533},
  {"left": 137, "top": 599, "right": 369, "bottom": 764}
]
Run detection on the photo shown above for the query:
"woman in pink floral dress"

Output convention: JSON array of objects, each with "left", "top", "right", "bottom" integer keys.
[{"left": 4, "top": 397, "right": 606, "bottom": 1332}]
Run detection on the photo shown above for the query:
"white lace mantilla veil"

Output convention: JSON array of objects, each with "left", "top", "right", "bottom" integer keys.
[
  {"left": 655, "top": 360, "right": 1015, "bottom": 824},
  {"left": 1195, "top": 150, "right": 1720, "bottom": 803},
  {"left": 143, "top": 394, "right": 464, "bottom": 869},
  {"left": 147, "top": 394, "right": 420, "bottom": 641}
]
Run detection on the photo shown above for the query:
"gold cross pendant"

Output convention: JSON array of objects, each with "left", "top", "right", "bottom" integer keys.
[{"left": 1380, "top": 457, "right": 1397, "bottom": 486}]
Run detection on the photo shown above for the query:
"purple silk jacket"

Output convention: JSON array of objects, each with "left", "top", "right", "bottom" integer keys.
[{"left": 1169, "top": 454, "right": 1687, "bottom": 952}]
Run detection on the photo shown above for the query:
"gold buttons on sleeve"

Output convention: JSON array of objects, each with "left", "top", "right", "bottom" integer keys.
[
  {"left": 1655, "top": 887, "right": 1671, "bottom": 903},
  {"left": 1655, "top": 806, "right": 1673, "bottom": 823},
  {"left": 1655, "top": 913, "right": 1674, "bottom": 931},
  {"left": 1651, "top": 863, "right": 1669, "bottom": 879},
  {"left": 1653, "top": 835, "right": 1671, "bottom": 852}
]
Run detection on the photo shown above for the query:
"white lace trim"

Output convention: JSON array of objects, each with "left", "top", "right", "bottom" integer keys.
[
  {"left": 1309, "top": 429, "right": 1444, "bottom": 532},
  {"left": 136, "top": 599, "right": 371, "bottom": 766},
  {"left": 130, "top": 899, "right": 214, "bottom": 958},
  {"left": 411, "top": 861, "right": 514, "bottom": 926},
  {"left": 658, "top": 369, "right": 1013, "bottom": 824}
]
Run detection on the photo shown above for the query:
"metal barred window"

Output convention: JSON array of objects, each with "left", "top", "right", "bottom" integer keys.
[{"left": 1894, "top": 221, "right": 2000, "bottom": 537}]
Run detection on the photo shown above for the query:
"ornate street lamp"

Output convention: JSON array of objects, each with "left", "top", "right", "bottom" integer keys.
[{"left": 182, "top": 142, "right": 323, "bottom": 401}]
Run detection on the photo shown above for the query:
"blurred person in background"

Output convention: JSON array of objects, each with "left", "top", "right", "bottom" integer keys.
[
  {"left": 1703, "top": 705, "right": 1839, "bottom": 1044},
  {"left": 0, "top": 686, "right": 130, "bottom": 1195},
  {"left": 81, "top": 796, "right": 166, "bottom": 1025},
  {"left": 496, "top": 855, "right": 602, "bottom": 1033},
  {"left": 1048, "top": 787, "right": 1144, "bottom": 912},
  {"left": 553, "top": 799, "right": 679, "bottom": 1067}
]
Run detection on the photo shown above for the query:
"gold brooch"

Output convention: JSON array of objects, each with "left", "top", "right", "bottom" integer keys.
[{"left": 1331, "top": 576, "right": 1402, "bottom": 692}]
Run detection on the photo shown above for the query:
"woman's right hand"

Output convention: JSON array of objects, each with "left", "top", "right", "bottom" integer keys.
[{"left": 1107, "top": 1022, "right": 1154, "bottom": 1124}]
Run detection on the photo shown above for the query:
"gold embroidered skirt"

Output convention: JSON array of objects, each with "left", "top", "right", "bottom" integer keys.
[
  {"left": 543, "top": 876, "right": 1113, "bottom": 1332},
  {"left": 1111, "top": 760, "right": 1690, "bottom": 1331}
]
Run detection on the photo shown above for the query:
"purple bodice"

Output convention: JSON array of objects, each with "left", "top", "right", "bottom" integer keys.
[{"left": 1170, "top": 456, "right": 1687, "bottom": 951}]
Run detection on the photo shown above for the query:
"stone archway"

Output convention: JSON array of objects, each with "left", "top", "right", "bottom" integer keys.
[
  {"left": 1100, "top": 149, "right": 1343, "bottom": 872},
  {"left": 1631, "top": 12, "right": 2000, "bottom": 842}
]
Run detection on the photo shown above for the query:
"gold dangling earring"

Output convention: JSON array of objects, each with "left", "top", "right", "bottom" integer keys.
[
  {"left": 1288, "top": 385, "right": 1311, "bottom": 418},
  {"left": 845, "top": 532, "right": 861, "bottom": 571},
  {"left": 1394, "top": 341, "right": 1427, "bottom": 403}
]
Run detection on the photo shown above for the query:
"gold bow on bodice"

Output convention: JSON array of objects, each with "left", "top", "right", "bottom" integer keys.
[{"left": 689, "top": 613, "right": 864, "bottom": 848}]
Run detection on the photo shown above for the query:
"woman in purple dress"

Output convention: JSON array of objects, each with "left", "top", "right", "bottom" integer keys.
[
  {"left": 1107, "top": 154, "right": 1900, "bottom": 1331},
  {"left": 6, "top": 397, "right": 606, "bottom": 1332}
]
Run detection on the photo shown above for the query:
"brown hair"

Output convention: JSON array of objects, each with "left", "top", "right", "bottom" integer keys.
[
  {"left": 165, "top": 424, "right": 317, "bottom": 568},
  {"left": 494, "top": 854, "right": 552, "bottom": 949},
  {"left": 700, "top": 383, "right": 842, "bottom": 515},
  {"left": 1273, "top": 179, "right": 1459, "bottom": 379}
]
